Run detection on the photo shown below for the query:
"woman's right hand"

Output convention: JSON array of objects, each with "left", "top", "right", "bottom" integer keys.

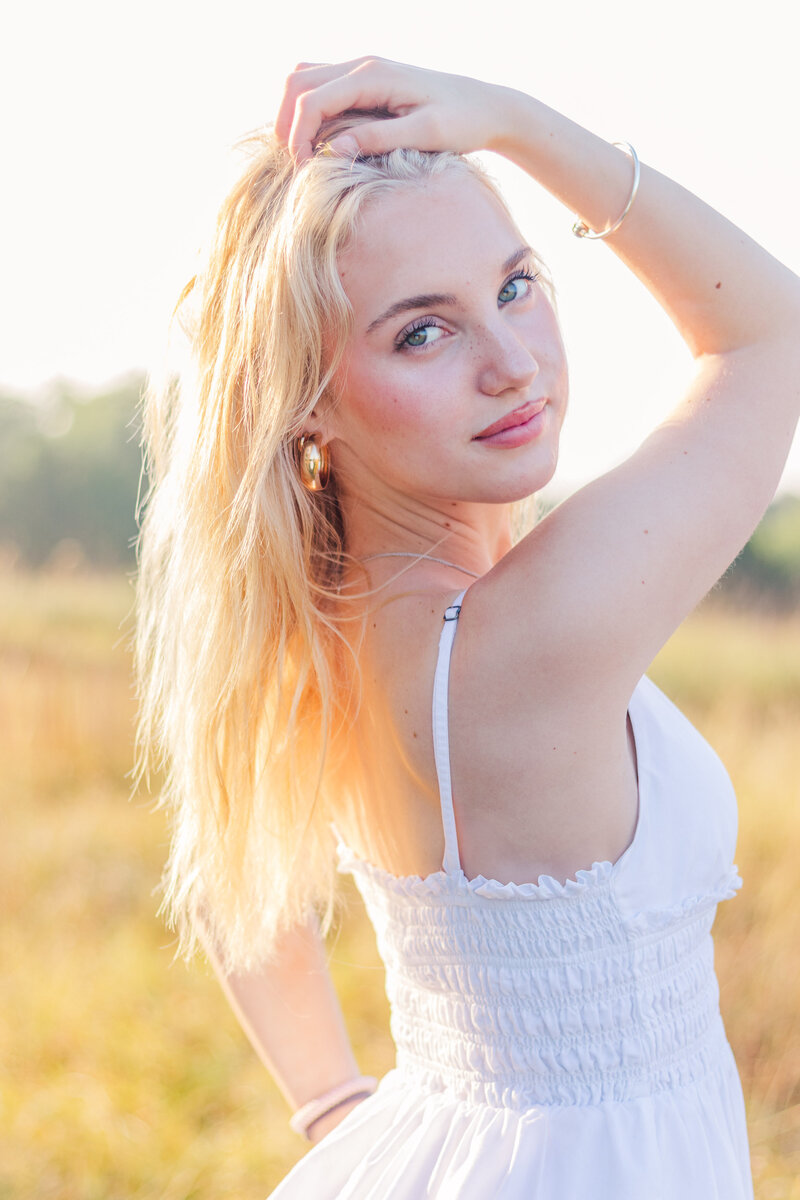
[{"left": 274, "top": 56, "right": 521, "bottom": 165}]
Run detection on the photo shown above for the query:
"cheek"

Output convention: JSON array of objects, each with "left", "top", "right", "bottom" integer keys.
[{"left": 339, "top": 360, "right": 438, "bottom": 443}]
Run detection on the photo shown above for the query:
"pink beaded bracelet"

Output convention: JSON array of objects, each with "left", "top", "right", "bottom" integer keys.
[{"left": 289, "top": 1075, "right": 378, "bottom": 1140}]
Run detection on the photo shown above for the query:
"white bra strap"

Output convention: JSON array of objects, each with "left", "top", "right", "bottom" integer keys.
[{"left": 431, "top": 588, "right": 469, "bottom": 875}]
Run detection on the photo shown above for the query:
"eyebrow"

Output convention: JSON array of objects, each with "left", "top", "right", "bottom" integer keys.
[{"left": 364, "top": 245, "right": 534, "bottom": 336}]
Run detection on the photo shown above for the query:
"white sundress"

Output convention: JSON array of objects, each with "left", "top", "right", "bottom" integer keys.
[{"left": 268, "top": 587, "right": 753, "bottom": 1198}]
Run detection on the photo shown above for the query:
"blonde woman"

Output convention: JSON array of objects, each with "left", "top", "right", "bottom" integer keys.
[{"left": 134, "top": 56, "right": 800, "bottom": 1197}]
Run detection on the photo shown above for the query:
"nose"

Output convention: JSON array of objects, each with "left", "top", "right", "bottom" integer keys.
[{"left": 474, "top": 317, "right": 539, "bottom": 397}]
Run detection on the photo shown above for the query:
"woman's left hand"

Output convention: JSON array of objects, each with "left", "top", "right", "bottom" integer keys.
[{"left": 274, "top": 56, "right": 517, "bottom": 164}]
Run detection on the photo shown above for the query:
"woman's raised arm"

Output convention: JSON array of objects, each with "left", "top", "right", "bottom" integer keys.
[
  {"left": 484, "top": 83, "right": 800, "bottom": 689},
  {"left": 277, "top": 59, "right": 800, "bottom": 693}
]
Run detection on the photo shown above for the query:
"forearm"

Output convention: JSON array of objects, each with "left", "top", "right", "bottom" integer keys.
[
  {"left": 490, "top": 88, "right": 800, "bottom": 358},
  {"left": 197, "top": 913, "right": 362, "bottom": 1136},
  {"left": 280, "top": 57, "right": 800, "bottom": 358}
]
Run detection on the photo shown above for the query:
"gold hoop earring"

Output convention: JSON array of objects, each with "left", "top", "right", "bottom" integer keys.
[{"left": 296, "top": 435, "right": 330, "bottom": 492}]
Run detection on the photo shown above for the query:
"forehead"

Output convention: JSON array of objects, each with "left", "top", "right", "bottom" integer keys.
[{"left": 337, "top": 172, "right": 523, "bottom": 311}]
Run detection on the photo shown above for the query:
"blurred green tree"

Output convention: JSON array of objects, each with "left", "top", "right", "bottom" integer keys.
[
  {"left": 0, "top": 374, "right": 144, "bottom": 568},
  {"left": 720, "top": 493, "right": 800, "bottom": 608}
]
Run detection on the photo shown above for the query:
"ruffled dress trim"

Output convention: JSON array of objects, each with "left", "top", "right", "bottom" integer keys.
[
  {"left": 335, "top": 838, "right": 617, "bottom": 902},
  {"left": 621, "top": 863, "right": 743, "bottom": 933},
  {"left": 336, "top": 840, "right": 742, "bottom": 938}
]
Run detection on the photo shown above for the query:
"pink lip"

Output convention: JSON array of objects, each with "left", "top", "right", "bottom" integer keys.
[{"left": 474, "top": 399, "right": 547, "bottom": 440}]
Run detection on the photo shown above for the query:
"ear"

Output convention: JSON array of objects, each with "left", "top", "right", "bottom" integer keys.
[
  {"left": 303, "top": 392, "right": 342, "bottom": 445},
  {"left": 299, "top": 420, "right": 336, "bottom": 447}
]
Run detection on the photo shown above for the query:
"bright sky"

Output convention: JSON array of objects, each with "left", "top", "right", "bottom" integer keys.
[{"left": 4, "top": 0, "right": 799, "bottom": 492}]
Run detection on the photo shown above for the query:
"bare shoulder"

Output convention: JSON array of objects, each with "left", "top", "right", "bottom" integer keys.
[
  {"left": 347, "top": 575, "right": 639, "bottom": 887},
  {"left": 449, "top": 574, "right": 640, "bottom": 885}
]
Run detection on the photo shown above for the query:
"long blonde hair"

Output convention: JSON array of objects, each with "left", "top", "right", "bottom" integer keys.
[{"left": 132, "top": 112, "right": 552, "bottom": 971}]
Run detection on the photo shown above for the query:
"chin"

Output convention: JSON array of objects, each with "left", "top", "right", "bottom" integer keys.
[{"left": 490, "top": 451, "right": 560, "bottom": 504}]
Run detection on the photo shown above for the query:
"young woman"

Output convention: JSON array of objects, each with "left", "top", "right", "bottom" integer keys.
[{"left": 134, "top": 56, "right": 800, "bottom": 1197}]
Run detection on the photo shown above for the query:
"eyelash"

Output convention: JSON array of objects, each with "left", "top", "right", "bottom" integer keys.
[{"left": 394, "top": 268, "right": 540, "bottom": 352}]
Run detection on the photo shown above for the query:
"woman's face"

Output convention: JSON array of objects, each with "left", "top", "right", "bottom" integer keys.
[{"left": 320, "top": 170, "right": 569, "bottom": 507}]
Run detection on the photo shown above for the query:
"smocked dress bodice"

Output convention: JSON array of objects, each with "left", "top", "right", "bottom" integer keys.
[{"left": 268, "top": 589, "right": 753, "bottom": 1199}]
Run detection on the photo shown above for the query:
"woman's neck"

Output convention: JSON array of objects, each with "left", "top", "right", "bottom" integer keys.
[{"left": 335, "top": 480, "right": 512, "bottom": 579}]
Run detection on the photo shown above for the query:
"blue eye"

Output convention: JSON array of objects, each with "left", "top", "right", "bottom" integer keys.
[
  {"left": 499, "top": 269, "right": 539, "bottom": 304},
  {"left": 395, "top": 268, "right": 539, "bottom": 352},
  {"left": 397, "top": 321, "right": 446, "bottom": 351}
]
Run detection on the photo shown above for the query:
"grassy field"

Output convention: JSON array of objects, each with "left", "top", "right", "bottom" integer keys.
[{"left": 0, "top": 568, "right": 798, "bottom": 1199}]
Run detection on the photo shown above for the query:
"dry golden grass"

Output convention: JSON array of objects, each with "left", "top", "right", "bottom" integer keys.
[{"left": 0, "top": 569, "right": 797, "bottom": 1198}]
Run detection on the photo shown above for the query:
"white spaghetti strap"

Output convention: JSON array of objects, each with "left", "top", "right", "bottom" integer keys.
[{"left": 431, "top": 588, "right": 469, "bottom": 875}]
